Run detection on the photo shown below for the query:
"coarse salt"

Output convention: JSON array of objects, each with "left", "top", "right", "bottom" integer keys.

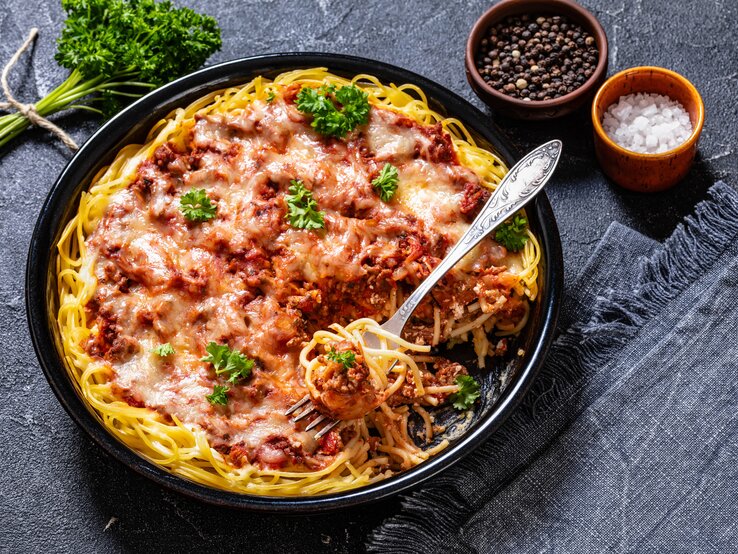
[{"left": 601, "top": 92, "right": 693, "bottom": 154}]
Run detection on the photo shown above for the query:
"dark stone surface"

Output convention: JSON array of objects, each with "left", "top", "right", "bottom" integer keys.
[{"left": 0, "top": 0, "right": 735, "bottom": 552}]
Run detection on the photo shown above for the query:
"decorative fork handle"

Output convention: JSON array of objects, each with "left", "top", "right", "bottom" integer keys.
[{"left": 380, "top": 140, "right": 562, "bottom": 337}]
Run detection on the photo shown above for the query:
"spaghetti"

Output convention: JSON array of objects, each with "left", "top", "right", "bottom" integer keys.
[{"left": 56, "top": 68, "right": 541, "bottom": 495}]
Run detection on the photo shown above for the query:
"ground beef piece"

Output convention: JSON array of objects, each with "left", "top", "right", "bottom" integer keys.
[
  {"left": 386, "top": 369, "right": 438, "bottom": 407},
  {"left": 106, "top": 335, "right": 138, "bottom": 361},
  {"left": 311, "top": 341, "right": 381, "bottom": 420},
  {"left": 433, "top": 358, "right": 468, "bottom": 385},
  {"left": 386, "top": 358, "right": 469, "bottom": 407},
  {"left": 317, "top": 430, "right": 343, "bottom": 456},
  {"left": 85, "top": 308, "right": 138, "bottom": 362},
  {"left": 459, "top": 181, "right": 491, "bottom": 217},
  {"left": 420, "top": 123, "right": 457, "bottom": 164},
  {"left": 226, "top": 444, "right": 250, "bottom": 468},
  {"left": 254, "top": 436, "right": 305, "bottom": 469}
]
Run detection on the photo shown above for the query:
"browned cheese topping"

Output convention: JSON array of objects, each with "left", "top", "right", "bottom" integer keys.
[{"left": 84, "top": 85, "right": 524, "bottom": 470}]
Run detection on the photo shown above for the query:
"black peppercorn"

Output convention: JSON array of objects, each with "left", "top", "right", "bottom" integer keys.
[{"left": 475, "top": 13, "right": 599, "bottom": 102}]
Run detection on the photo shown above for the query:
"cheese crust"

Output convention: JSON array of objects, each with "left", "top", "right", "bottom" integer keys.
[{"left": 57, "top": 70, "right": 539, "bottom": 493}]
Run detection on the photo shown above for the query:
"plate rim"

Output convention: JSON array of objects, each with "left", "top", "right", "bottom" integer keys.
[{"left": 25, "top": 52, "right": 563, "bottom": 512}]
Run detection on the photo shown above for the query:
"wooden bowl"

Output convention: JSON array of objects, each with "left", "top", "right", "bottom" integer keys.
[
  {"left": 465, "top": 0, "right": 608, "bottom": 120},
  {"left": 592, "top": 66, "right": 705, "bottom": 192}
]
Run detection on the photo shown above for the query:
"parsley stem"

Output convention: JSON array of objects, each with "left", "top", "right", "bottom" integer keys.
[
  {"left": 0, "top": 0, "right": 221, "bottom": 155},
  {"left": 67, "top": 104, "right": 104, "bottom": 115},
  {"left": 0, "top": 69, "right": 156, "bottom": 150}
]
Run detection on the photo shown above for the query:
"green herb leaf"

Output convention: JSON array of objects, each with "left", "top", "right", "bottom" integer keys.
[
  {"left": 494, "top": 214, "right": 529, "bottom": 252},
  {"left": 55, "top": 0, "right": 222, "bottom": 117},
  {"left": 206, "top": 384, "right": 229, "bottom": 406},
  {"left": 152, "top": 343, "right": 175, "bottom": 357},
  {"left": 333, "top": 85, "right": 371, "bottom": 128},
  {"left": 295, "top": 84, "right": 370, "bottom": 138},
  {"left": 326, "top": 347, "right": 356, "bottom": 369},
  {"left": 224, "top": 351, "right": 255, "bottom": 383},
  {"left": 450, "top": 375, "right": 481, "bottom": 410},
  {"left": 201, "top": 342, "right": 254, "bottom": 383},
  {"left": 1, "top": 0, "right": 222, "bottom": 152},
  {"left": 201, "top": 342, "right": 231, "bottom": 370},
  {"left": 180, "top": 188, "right": 217, "bottom": 222},
  {"left": 56, "top": 0, "right": 222, "bottom": 84},
  {"left": 266, "top": 91, "right": 276, "bottom": 103},
  {"left": 371, "top": 163, "right": 399, "bottom": 202},
  {"left": 284, "top": 180, "right": 325, "bottom": 230}
]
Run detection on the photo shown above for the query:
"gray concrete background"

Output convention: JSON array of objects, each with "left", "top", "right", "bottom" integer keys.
[{"left": 1, "top": 0, "right": 736, "bottom": 552}]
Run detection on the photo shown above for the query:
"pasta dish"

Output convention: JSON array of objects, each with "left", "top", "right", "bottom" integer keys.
[{"left": 56, "top": 68, "right": 540, "bottom": 495}]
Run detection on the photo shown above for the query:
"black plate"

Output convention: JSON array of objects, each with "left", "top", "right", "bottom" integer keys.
[{"left": 26, "top": 53, "right": 563, "bottom": 512}]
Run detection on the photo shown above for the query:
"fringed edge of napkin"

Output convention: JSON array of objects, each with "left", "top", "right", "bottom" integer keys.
[{"left": 368, "top": 181, "right": 738, "bottom": 554}]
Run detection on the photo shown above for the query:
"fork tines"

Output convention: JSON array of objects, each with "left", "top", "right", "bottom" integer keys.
[{"left": 285, "top": 394, "right": 340, "bottom": 439}]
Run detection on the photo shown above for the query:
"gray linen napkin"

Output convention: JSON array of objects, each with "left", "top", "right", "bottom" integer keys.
[{"left": 368, "top": 181, "right": 738, "bottom": 554}]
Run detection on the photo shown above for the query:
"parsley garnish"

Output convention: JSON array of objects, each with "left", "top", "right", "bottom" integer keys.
[
  {"left": 152, "top": 343, "right": 175, "bottom": 357},
  {"left": 326, "top": 348, "right": 356, "bottom": 369},
  {"left": 180, "top": 188, "right": 217, "bottom": 222},
  {"left": 284, "top": 180, "right": 325, "bottom": 230},
  {"left": 266, "top": 91, "right": 276, "bottom": 103},
  {"left": 295, "top": 84, "right": 370, "bottom": 138},
  {"left": 450, "top": 375, "right": 481, "bottom": 410},
  {"left": 1, "top": 0, "right": 221, "bottom": 151},
  {"left": 371, "top": 163, "right": 399, "bottom": 202},
  {"left": 223, "top": 351, "right": 254, "bottom": 383},
  {"left": 201, "top": 342, "right": 230, "bottom": 369},
  {"left": 495, "top": 214, "right": 529, "bottom": 252},
  {"left": 201, "top": 342, "right": 255, "bottom": 383},
  {"left": 206, "top": 385, "right": 229, "bottom": 406}
]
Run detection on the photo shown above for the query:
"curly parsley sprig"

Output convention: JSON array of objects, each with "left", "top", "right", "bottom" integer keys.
[
  {"left": 201, "top": 342, "right": 255, "bottom": 406},
  {"left": 180, "top": 188, "right": 217, "bottom": 222},
  {"left": 450, "top": 375, "right": 481, "bottom": 410},
  {"left": 206, "top": 385, "right": 229, "bottom": 406},
  {"left": 495, "top": 214, "right": 529, "bottom": 252},
  {"left": 296, "top": 84, "right": 370, "bottom": 138},
  {"left": 326, "top": 348, "right": 356, "bottom": 369},
  {"left": 371, "top": 163, "right": 399, "bottom": 202},
  {"left": 284, "top": 180, "right": 325, "bottom": 230},
  {"left": 0, "top": 0, "right": 222, "bottom": 152},
  {"left": 201, "top": 342, "right": 255, "bottom": 383}
]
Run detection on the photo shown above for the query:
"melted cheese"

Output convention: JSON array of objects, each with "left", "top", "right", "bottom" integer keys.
[{"left": 85, "top": 97, "right": 520, "bottom": 469}]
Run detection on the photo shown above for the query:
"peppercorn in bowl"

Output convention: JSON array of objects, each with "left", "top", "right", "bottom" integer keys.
[{"left": 465, "top": 0, "right": 608, "bottom": 120}]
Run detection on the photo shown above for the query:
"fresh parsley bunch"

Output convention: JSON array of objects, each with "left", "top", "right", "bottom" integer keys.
[
  {"left": 0, "top": 0, "right": 221, "bottom": 150},
  {"left": 296, "top": 84, "right": 370, "bottom": 138}
]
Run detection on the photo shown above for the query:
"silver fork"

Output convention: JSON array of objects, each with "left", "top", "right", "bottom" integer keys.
[{"left": 286, "top": 140, "right": 563, "bottom": 439}]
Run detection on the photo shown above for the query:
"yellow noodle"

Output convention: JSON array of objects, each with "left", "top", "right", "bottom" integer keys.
[{"left": 55, "top": 68, "right": 541, "bottom": 497}]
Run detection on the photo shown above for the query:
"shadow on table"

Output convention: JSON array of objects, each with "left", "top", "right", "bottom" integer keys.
[
  {"left": 607, "top": 154, "right": 719, "bottom": 240},
  {"left": 79, "top": 443, "right": 399, "bottom": 554}
]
